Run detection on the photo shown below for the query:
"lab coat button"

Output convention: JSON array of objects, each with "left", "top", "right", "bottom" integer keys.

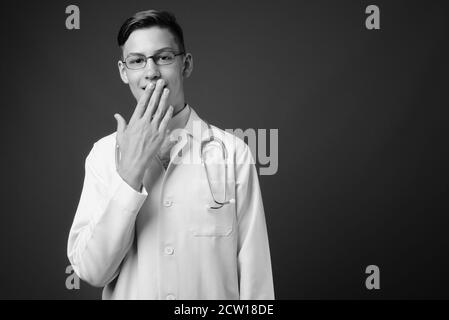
[
  {"left": 163, "top": 199, "right": 173, "bottom": 207},
  {"left": 164, "top": 246, "right": 174, "bottom": 255},
  {"left": 166, "top": 294, "right": 176, "bottom": 300}
]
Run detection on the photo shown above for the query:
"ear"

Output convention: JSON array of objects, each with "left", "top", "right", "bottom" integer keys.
[
  {"left": 182, "top": 53, "right": 193, "bottom": 78},
  {"left": 118, "top": 60, "right": 129, "bottom": 84}
]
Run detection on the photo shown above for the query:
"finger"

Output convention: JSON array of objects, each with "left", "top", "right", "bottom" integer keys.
[
  {"left": 150, "top": 87, "right": 170, "bottom": 126},
  {"left": 129, "top": 82, "right": 155, "bottom": 124},
  {"left": 114, "top": 113, "right": 127, "bottom": 137},
  {"left": 144, "top": 83, "right": 168, "bottom": 121},
  {"left": 158, "top": 105, "right": 173, "bottom": 133},
  {"left": 145, "top": 79, "right": 166, "bottom": 121}
]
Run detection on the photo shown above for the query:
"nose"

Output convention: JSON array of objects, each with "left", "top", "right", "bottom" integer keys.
[{"left": 144, "top": 58, "right": 161, "bottom": 81}]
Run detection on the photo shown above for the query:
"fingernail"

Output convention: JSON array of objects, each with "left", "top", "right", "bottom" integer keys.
[{"left": 149, "top": 83, "right": 155, "bottom": 89}]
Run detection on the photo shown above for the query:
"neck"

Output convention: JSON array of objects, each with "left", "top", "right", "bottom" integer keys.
[
  {"left": 167, "top": 103, "right": 190, "bottom": 132},
  {"left": 173, "top": 103, "right": 187, "bottom": 117}
]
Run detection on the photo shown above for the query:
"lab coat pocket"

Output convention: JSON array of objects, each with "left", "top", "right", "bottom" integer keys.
[{"left": 189, "top": 179, "right": 236, "bottom": 237}]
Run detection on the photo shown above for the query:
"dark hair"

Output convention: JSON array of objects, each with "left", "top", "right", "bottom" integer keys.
[{"left": 117, "top": 10, "right": 185, "bottom": 53}]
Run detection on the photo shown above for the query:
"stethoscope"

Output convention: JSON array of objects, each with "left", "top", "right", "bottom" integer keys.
[
  {"left": 201, "top": 122, "right": 235, "bottom": 209},
  {"left": 115, "top": 121, "right": 235, "bottom": 210}
]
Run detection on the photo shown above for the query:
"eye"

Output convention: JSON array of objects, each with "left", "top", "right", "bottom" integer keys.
[
  {"left": 127, "top": 56, "right": 145, "bottom": 64},
  {"left": 157, "top": 52, "right": 175, "bottom": 63}
]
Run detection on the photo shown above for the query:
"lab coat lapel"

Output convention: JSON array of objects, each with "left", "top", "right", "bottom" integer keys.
[{"left": 165, "top": 106, "right": 210, "bottom": 171}]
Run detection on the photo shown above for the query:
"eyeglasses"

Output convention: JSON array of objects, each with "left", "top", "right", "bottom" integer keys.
[{"left": 122, "top": 51, "right": 185, "bottom": 70}]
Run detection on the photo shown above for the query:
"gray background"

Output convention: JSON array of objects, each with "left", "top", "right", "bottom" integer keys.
[{"left": 2, "top": 0, "right": 449, "bottom": 299}]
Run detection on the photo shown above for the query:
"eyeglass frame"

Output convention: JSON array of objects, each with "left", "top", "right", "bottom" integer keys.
[{"left": 121, "top": 51, "right": 186, "bottom": 70}]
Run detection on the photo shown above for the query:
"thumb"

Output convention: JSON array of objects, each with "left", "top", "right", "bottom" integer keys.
[{"left": 114, "top": 113, "right": 126, "bottom": 135}]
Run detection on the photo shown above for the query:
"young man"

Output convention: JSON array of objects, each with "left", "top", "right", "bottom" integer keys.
[{"left": 67, "top": 9, "right": 274, "bottom": 300}]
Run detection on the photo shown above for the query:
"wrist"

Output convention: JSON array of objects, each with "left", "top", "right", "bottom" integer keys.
[{"left": 117, "top": 167, "right": 144, "bottom": 192}]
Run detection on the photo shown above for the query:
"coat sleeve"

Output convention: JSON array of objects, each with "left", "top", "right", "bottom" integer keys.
[
  {"left": 67, "top": 142, "right": 148, "bottom": 287},
  {"left": 235, "top": 142, "right": 275, "bottom": 299}
]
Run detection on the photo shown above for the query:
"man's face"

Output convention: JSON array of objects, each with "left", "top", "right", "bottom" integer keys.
[{"left": 118, "top": 26, "right": 193, "bottom": 109}]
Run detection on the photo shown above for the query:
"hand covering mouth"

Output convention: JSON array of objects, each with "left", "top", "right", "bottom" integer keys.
[{"left": 141, "top": 83, "right": 168, "bottom": 90}]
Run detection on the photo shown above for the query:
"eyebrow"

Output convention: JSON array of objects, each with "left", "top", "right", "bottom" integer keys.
[{"left": 126, "top": 47, "right": 177, "bottom": 57}]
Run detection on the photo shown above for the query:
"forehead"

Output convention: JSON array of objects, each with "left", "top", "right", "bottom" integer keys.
[{"left": 123, "top": 26, "right": 179, "bottom": 57}]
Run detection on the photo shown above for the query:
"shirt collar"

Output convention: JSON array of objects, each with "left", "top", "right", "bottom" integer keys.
[
  {"left": 167, "top": 103, "right": 191, "bottom": 132},
  {"left": 182, "top": 104, "right": 211, "bottom": 142}
]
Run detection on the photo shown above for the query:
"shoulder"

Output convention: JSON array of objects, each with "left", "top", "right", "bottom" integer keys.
[
  {"left": 91, "top": 131, "right": 117, "bottom": 157},
  {"left": 85, "top": 131, "right": 117, "bottom": 175}
]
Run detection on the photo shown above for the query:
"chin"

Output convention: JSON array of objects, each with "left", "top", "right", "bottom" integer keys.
[{"left": 130, "top": 87, "right": 142, "bottom": 101}]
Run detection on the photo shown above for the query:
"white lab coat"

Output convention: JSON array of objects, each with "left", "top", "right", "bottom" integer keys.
[{"left": 67, "top": 106, "right": 274, "bottom": 299}]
